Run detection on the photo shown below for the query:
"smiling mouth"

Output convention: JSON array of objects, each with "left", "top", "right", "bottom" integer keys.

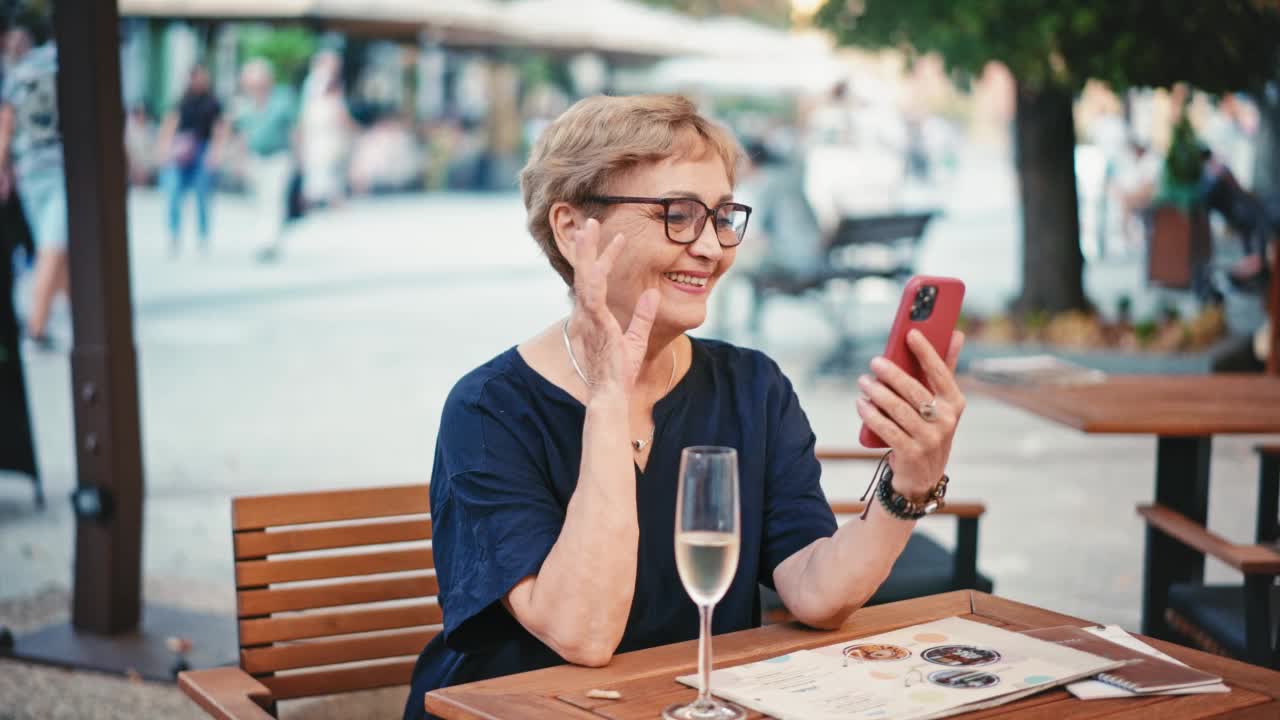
[{"left": 663, "top": 272, "right": 708, "bottom": 288}]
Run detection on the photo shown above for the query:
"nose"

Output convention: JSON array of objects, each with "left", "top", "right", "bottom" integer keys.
[{"left": 687, "top": 215, "right": 724, "bottom": 262}]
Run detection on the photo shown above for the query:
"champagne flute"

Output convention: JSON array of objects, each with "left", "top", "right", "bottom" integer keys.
[{"left": 664, "top": 446, "right": 746, "bottom": 720}]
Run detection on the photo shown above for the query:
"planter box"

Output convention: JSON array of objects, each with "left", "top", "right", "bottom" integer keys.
[{"left": 1148, "top": 205, "right": 1211, "bottom": 291}]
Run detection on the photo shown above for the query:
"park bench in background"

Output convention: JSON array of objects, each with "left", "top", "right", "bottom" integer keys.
[{"left": 743, "top": 210, "right": 938, "bottom": 377}]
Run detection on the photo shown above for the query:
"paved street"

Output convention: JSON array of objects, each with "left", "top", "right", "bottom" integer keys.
[{"left": 1, "top": 147, "right": 1271, "bottom": 674}]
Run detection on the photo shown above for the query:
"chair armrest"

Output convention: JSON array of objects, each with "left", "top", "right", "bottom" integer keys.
[
  {"left": 829, "top": 500, "right": 985, "bottom": 519},
  {"left": 1136, "top": 504, "right": 1280, "bottom": 574},
  {"left": 178, "top": 667, "right": 276, "bottom": 720}
]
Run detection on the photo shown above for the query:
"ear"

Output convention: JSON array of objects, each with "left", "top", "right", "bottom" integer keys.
[{"left": 549, "top": 201, "right": 586, "bottom": 266}]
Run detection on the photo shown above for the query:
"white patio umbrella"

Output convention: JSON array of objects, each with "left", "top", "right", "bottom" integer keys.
[
  {"left": 633, "top": 54, "right": 844, "bottom": 97},
  {"left": 695, "top": 16, "right": 831, "bottom": 60},
  {"left": 496, "top": 0, "right": 706, "bottom": 58},
  {"left": 119, "top": 0, "right": 313, "bottom": 18},
  {"left": 119, "top": 0, "right": 506, "bottom": 33}
]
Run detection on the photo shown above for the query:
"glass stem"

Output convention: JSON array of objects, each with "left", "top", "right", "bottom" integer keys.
[{"left": 697, "top": 603, "right": 714, "bottom": 708}]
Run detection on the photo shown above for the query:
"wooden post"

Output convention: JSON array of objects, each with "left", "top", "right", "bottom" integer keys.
[{"left": 53, "top": 0, "right": 146, "bottom": 633}]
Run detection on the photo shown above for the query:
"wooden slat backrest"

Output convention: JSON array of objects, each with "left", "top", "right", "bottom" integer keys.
[
  {"left": 230, "top": 484, "right": 438, "bottom": 704},
  {"left": 232, "top": 485, "right": 428, "bottom": 531},
  {"left": 260, "top": 658, "right": 418, "bottom": 701}
]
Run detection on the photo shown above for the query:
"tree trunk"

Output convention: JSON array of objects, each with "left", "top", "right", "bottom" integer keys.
[{"left": 1011, "top": 81, "right": 1089, "bottom": 314}]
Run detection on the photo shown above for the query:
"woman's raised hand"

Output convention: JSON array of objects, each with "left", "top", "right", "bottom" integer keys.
[
  {"left": 855, "top": 330, "right": 967, "bottom": 500},
  {"left": 565, "top": 218, "right": 661, "bottom": 397}
]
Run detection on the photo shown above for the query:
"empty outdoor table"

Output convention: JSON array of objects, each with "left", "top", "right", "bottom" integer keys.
[
  {"left": 424, "top": 591, "right": 1280, "bottom": 719},
  {"left": 965, "top": 374, "right": 1280, "bottom": 639}
]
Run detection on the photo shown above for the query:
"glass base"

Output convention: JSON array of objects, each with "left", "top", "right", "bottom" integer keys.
[{"left": 662, "top": 699, "right": 747, "bottom": 720}]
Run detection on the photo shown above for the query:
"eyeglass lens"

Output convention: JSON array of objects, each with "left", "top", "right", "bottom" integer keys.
[{"left": 665, "top": 199, "right": 748, "bottom": 245}]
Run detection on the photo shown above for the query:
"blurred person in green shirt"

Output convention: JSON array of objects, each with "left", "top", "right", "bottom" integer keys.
[{"left": 235, "top": 58, "right": 297, "bottom": 262}]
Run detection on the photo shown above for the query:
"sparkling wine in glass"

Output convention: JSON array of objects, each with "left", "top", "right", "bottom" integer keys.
[{"left": 664, "top": 446, "right": 746, "bottom": 720}]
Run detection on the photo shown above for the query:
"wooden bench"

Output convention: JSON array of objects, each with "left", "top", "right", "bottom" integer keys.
[
  {"left": 1136, "top": 444, "right": 1280, "bottom": 669},
  {"left": 178, "top": 485, "right": 436, "bottom": 719},
  {"left": 743, "top": 211, "right": 938, "bottom": 377}
]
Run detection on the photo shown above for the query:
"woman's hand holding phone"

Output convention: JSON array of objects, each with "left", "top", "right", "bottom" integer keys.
[{"left": 856, "top": 328, "right": 967, "bottom": 502}]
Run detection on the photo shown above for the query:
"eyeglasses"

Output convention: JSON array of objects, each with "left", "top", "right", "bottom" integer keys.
[{"left": 587, "top": 196, "right": 752, "bottom": 247}]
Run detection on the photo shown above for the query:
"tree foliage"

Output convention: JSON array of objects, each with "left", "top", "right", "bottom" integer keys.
[
  {"left": 238, "top": 26, "right": 317, "bottom": 86},
  {"left": 815, "top": 0, "right": 1280, "bottom": 94}
]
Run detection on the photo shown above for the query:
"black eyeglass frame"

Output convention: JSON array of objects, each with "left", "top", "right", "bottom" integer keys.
[{"left": 586, "top": 195, "right": 752, "bottom": 247}]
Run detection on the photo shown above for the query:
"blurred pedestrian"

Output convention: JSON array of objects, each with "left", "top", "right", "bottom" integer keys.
[
  {"left": 1201, "top": 150, "right": 1274, "bottom": 291},
  {"left": 0, "top": 17, "right": 65, "bottom": 350},
  {"left": 124, "top": 103, "right": 156, "bottom": 186},
  {"left": 298, "top": 50, "right": 354, "bottom": 209},
  {"left": 234, "top": 58, "right": 297, "bottom": 262},
  {"left": 157, "top": 65, "right": 226, "bottom": 255},
  {"left": 1115, "top": 137, "right": 1162, "bottom": 250},
  {"left": 0, "top": 12, "right": 39, "bottom": 503}
]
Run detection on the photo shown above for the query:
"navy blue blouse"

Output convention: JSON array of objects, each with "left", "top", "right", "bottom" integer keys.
[{"left": 405, "top": 338, "right": 837, "bottom": 720}]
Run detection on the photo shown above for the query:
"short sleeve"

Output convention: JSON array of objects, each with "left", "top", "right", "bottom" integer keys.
[
  {"left": 758, "top": 362, "right": 838, "bottom": 587},
  {"left": 430, "top": 377, "right": 566, "bottom": 654}
]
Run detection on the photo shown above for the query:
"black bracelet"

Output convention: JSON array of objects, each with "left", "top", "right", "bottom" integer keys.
[
  {"left": 876, "top": 467, "right": 948, "bottom": 520},
  {"left": 876, "top": 468, "right": 923, "bottom": 520}
]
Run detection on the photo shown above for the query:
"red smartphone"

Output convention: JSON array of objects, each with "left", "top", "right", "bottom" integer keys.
[{"left": 859, "top": 275, "right": 965, "bottom": 449}]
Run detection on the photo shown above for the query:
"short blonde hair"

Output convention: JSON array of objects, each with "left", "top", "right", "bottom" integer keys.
[{"left": 520, "top": 94, "right": 743, "bottom": 288}]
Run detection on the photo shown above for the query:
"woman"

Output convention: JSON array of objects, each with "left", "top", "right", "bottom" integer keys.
[
  {"left": 405, "top": 95, "right": 965, "bottom": 720},
  {"left": 298, "top": 50, "right": 354, "bottom": 208},
  {"left": 157, "top": 65, "right": 226, "bottom": 255}
]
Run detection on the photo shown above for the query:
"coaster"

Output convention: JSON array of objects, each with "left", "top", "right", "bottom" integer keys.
[
  {"left": 842, "top": 643, "right": 912, "bottom": 662},
  {"left": 928, "top": 669, "right": 1001, "bottom": 689},
  {"left": 921, "top": 645, "right": 1001, "bottom": 667}
]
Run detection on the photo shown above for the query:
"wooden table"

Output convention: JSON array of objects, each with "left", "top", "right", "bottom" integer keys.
[
  {"left": 966, "top": 374, "right": 1280, "bottom": 638},
  {"left": 425, "top": 591, "right": 1280, "bottom": 719}
]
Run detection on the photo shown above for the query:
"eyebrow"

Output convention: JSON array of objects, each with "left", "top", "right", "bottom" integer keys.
[{"left": 661, "top": 190, "right": 735, "bottom": 204}]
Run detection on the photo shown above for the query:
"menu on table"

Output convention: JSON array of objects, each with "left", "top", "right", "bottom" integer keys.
[{"left": 677, "top": 617, "right": 1124, "bottom": 720}]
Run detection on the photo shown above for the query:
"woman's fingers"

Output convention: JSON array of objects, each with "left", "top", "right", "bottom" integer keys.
[
  {"left": 598, "top": 231, "right": 627, "bottom": 277},
  {"left": 856, "top": 396, "right": 911, "bottom": 450},
  {"left": 858, "top": 374, "right": 929, "bottom": 438},
  {"left": 624, "top": 288, "right": 660, "bottom": 347},
  {"left": 869, "top": 355, "right": 933, "bottom": 411},
  {"left": 572, "top": 221, "right": 613, "bottom": 314},
  {"left": 905, "top": 329, "right": 961, "bottom": 401}
]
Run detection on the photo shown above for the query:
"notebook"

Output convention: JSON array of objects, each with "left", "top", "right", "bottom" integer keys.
[
  {"left": 1066, "top": 626, "right": 1229, "bottom": 699},
  {"left": 1020, "top": 626, "right": 1221, "bottom": 694}
]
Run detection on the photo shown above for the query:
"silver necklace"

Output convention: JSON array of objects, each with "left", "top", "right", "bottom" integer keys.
[{"left": 561, "top": 317, "right": 677, "bottom": 452}]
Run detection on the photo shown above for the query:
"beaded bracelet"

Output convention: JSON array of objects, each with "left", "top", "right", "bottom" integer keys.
[{"left": 857, "top": 451, "right": 948, "bottom": 521}]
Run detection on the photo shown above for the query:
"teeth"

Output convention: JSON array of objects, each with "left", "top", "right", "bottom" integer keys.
[{"left": 664, "top": 272, "right": 707, "bottom": 287}]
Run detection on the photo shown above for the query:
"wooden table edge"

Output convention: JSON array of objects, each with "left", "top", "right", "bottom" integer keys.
[
  {"left": 963, "top": 375, "right": 1280, "bottom": 436},
  {"left": 424, "top": 590, "right": 1280, "bottom": 719}
]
